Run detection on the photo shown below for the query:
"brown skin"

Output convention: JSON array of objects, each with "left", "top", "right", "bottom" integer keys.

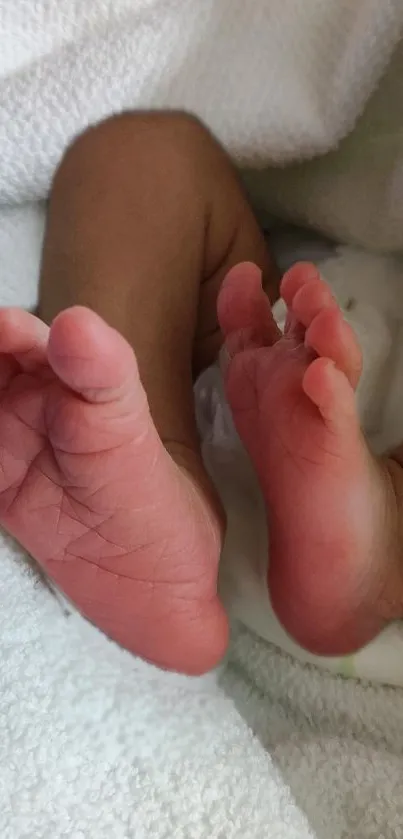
[{"left": 39, "top": 110, "right": 279, "bottom": 530}]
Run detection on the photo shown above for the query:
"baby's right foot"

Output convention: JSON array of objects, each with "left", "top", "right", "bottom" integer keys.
[
  {"left": 219, "top": 263, "right": 403, "bottom": 655},
  {"left": 0, "top": 306, "right": 228, "bottom": 674}
]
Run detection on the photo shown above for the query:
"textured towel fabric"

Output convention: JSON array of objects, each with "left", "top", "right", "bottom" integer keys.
[
  {"left": 2, "top": 3, "right": 403, "bottom": 837},
  {"left": 244, "top": 39, "right": 403, "bottom": 252},
  {"left": 0, "top": 540, "right": 314, "bottom": 839},
  {"left": 3, "top": 533, "right": 403, "bottom": 838},
  {"left": 0, "top": 0, "right": 402, "bottom": 203}
]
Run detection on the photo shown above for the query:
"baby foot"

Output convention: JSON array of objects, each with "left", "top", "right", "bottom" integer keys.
[
  {"left": 218, "top": 262, "right": 403, "bottom": 655},
  {"left": 0, "top": 306, "right": 227, "bottom": 673}
]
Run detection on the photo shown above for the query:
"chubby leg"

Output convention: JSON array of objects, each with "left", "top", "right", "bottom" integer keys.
[
  {"left": 0, "top": 111, "right": 276, "bottom": 674},
  {"left": 219, "top": 262, "right": 403, "bottom": 656}
]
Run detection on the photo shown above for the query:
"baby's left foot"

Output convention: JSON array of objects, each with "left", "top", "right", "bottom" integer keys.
[
  {"left": 219, "top": 262, "right": 403, "bottom": 655},
  {"left": 0, "top": 306, "right": 227, "bottom": 674}
]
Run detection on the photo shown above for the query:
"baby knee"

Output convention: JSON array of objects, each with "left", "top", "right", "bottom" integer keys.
[{"left": 51, "top": 110, "right": 213, "bottom": 200}]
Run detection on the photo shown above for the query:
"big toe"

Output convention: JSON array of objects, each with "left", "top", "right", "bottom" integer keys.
[
  {"left": 48, "top": 306, "right": 142, "bottom": 404},
  {"left": 218, "top": 263, "right": 280, "bottom": 355}
]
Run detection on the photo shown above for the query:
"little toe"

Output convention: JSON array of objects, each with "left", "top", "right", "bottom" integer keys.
[{"left": 305, "top": 307, "right": 362, "bottom": 389}]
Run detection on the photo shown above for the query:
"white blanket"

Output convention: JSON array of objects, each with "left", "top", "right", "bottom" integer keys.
[
  {"left": 2, "top": 2, "right": 403, "bottom": 837},
  {"left": 1, "top": 0, "right": 402, "bottom": 202}
]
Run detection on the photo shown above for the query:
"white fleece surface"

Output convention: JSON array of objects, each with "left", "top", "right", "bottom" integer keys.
[
  {"left": 1, "top": 0, "right": 402, "bottom": 203},
  {"left": 2, "top": 2, "right": 403, "bottom": 837},
  {"left": 3, "top": 530, "right": 403, "bottom": 839}
]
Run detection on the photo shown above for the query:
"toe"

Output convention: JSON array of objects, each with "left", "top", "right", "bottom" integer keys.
[
  {"left": 281, "top": 262, "right": 326, "bottom": 340},
  {"left": 217, "top": 262, "right": 280, "bottom": 353},
  {"left": 280, "top": 262, "right": 321, "bottom": 308},
  {"left": 291, "top": 276, "right": 336, "bottom": 329},
  {"left": 0, "top": 308, "right": 49, "bottom": 371},
  {"left": 303, "top": 356, "right": 359, "bottom": 435},
  {"left": 48, "top": 306, "right": 144, "bottom": 406},
  {"left": 305, "top": 306, "right": 362, "bottom": 389}
]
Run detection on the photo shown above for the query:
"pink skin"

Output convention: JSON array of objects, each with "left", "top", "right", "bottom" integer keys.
[
  {"left": 1, "top": 261, "right": 401, "bottom": 671},
  {"left": 0, "top": 306, "right": 228, "bottom": 675},
  {"left": 218, "top": 262, "right": 402, "bottom": 656}
]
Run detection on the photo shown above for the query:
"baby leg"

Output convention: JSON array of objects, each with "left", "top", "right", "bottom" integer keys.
[{"left": 35, "top": 112, "right": 277, "bottom": 672}]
